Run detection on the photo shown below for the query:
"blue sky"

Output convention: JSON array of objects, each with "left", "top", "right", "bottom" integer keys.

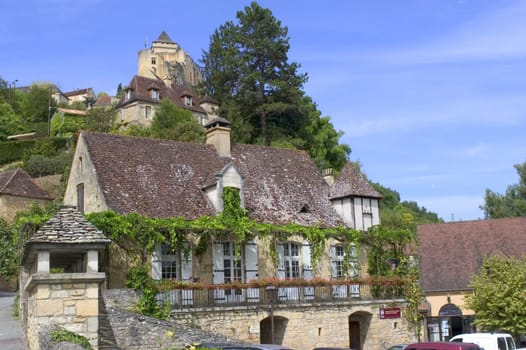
[{"left": 1, "top": 0, "right": 525, "bottom": 221}]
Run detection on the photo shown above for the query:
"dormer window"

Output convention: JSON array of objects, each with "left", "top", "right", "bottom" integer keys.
[
  {"left": 184, "top": 96, "right": 192, "bottom": 106},
  {"left": 151, "top": 89, "right": 159, "bottom": 100},
  {"left": 125, "top": 90, "right": 131, "bottom": 101}
]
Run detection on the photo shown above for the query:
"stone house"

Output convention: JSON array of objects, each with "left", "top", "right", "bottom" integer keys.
[
  {"left": 115, "top": 74, "right": 219, "bottom": 128},
  {"left": 63, "top": 88, "right": 97, "bottom": 107},
  {"left": 0, "top": 168, "right": 54, "bottom": 223},
  {"left": 60, "top": 122, "right": 419, "bottom": 349},
  {"left": 417, "top": 217, "right": 526, "bottom": 342}
]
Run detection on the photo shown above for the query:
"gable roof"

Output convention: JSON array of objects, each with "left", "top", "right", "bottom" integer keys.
[
  {"left": 79, "top": 132, "right": 343, "bottom": 227},
  {"left": 0, "top": 168, "right": 53, "bottom": 200},
  {"left": 116, "top": 75, "right": 206, "bottom": 114},
  {"left": 417, "top": 217, "right": 526, "bottom": 293},
  {"left": 330, "top": 162, "right": 382, "bottom": 199}
]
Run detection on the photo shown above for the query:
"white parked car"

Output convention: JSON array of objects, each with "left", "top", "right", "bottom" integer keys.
[{"left": 450, "top": 333, "right": 516, "bottom": 350}]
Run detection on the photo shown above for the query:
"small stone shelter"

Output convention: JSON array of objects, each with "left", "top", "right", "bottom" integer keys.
[{"left": 20, "top": 206, "right": 111, "bottom": 350}]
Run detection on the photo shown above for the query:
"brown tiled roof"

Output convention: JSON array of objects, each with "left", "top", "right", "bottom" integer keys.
[
  {"left": 63, "top": 88, "right": 92, "bottom": 97},
  {"left": 82, "top": 132, "right": 226, "bottom": 219},
  {"left": 0, "top": 168, "right": 53, "bottom": 200},
  {"left": 329, "top": 162, "right": 382, "bottom": 199},
  {"left": 81, "top": 132, "right": 343, "bottom": 227},
  {"left": 94, "top": 95, "right": 113, "bottom": 107},
  {"left": 417, "top": 217, "right": 526, "bottom": 292},
  {"left": 116, "top": 75, "right": 206, "bottom": 114},
  {"left": 231, "top": 143, "right": 343, "bottom": 227}
]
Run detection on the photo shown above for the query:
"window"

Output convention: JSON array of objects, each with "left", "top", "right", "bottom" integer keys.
[
  {"left": 184, "top": 96, "right": 192, "bottom": 106},
  {"left": 145, "top": 105, "right": 151, "bottom": 119},
  {"left": 283, "top": 242, "right": 300, "bottom": 278},
  {"left": 151, "top": 89, "right": 159, "bottom": 100},
  {"left": 76, "top": 183, "right": 84, "bottom": 213},
  {"left": 222, "top": 242, "right": 242, "bottom": 283},
  {"left": 151, "top": 57, "right": 156, "bottom": 65},
  {"left": 120, "top": 109, "right": 125, "bottom": 122},
  {"left": 161, "top": 244, "right": 178, "bottom": 280},
  {"left": 125, "top": 90, "right": 131, "bottom": 101},
  {"left": 331, "top": 244, "right": 358, "bottom": 278}
]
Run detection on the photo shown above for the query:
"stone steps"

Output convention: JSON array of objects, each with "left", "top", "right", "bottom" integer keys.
[{"left": 98, "top": 293, "right": 121, "bottom": 350}]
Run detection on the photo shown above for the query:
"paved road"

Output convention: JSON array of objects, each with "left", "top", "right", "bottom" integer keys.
[{"left": 0, "top": 291, "right": 26, "bottom": 349}]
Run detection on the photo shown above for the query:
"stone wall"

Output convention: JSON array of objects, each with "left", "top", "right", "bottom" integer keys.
[
  {"left": 25, "top": 274, "right": 104, "bottom": 350},
  {"left": 102, "top": 289, "right": 418, "bottom": 350}
]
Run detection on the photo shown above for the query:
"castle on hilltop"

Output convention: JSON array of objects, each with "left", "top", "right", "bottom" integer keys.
[{"left": 138, "top": 31, "right": 203, "bottom": 88}]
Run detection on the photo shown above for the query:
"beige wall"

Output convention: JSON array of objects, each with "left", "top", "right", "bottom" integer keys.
[
  {"left": 63, "top": 135, "right": 109, "bottom": 213},
  {"left": 0, "top": 195, "right": 51, "bottom": 223},
  {"left": 426, "top": 292, "right": 474, "bottom": 317},
  {"left": 25, "top": 275, "right": 104, "bottom": 350},
  {"left": 172, "top": 302, "right": 416, "bottom": 350}
]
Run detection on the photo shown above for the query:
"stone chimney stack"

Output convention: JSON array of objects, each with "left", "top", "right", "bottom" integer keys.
[
  {"left": 322, "top": 168, "right": 335, "bottom": 186},
  {"left": 205, "top": 117, "right": 231, "bottom": 157}
]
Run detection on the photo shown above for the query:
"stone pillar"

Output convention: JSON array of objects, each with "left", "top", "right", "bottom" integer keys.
[{"left": 37, "top": 251, "right": 50, "bottom": 273}]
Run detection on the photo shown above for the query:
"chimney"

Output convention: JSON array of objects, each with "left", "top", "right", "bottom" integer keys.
[
  {"left": 205, "top": 117, "right": 231, "bottom": 157},
  {"left": 322, "top": 168, "right": 334, "bottom": 186}
]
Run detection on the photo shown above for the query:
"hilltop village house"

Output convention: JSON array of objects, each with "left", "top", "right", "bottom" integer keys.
[
  {"left": 61, "top": 120, "right": 418, "bottom": 349},
  {"left": 417, "top": 217, "right": 526, "bottom": 343}
]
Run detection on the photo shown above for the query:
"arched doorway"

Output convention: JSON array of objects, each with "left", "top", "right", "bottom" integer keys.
[
  {"left": 438, "top": 303, "right": 463, "bottom": 340},
  {"left": 260, "top": 316, "right": 289, "bottom": 345},
  {"left": 349, "top": 311, "right": 372, "bottom": 350}
]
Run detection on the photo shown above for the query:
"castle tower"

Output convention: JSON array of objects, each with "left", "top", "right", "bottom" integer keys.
[{"left": 138, "top": 31, "right": 203, "bottom": 88}]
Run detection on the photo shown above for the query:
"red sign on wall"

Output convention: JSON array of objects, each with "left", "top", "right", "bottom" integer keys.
[{"left": 380, "top": 307, "right": 401, "bottom": 319}]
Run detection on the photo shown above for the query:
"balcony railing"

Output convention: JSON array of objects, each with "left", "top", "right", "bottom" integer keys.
[{"left": 155, "top": 278, "right": 406, "bottom": 310}]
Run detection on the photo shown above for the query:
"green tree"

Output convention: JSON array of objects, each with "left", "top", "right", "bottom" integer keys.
[
  {"left": 20, "top": 83, "right": 55, "bottom": 123},
  {"left": 481, "top": 161, "right": 526, "bottom": 219},
  {"left": 85, "top": 107, "right": 116, "bottom": 133},
  {"left": 0, "top": 218, "right": 17, "bottom": 277},
  {"left": 150, "top": 99, "right": 204, "bottom": 142},
  {"left": 465, "top": 256, "right": 526, "bottom": 340},
  {"left": 0, "top": 102, "right": 27, "bottom": 140},
  {"left": 200, "top": 2, "right": 350, "bottom": 170}
]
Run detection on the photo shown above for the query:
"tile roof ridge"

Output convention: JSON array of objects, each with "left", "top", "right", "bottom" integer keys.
[{"left": 0, "top": 168, "right": 19, "bottom": 193}]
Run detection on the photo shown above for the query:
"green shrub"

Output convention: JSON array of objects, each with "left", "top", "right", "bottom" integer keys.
[
  {"left": 23, "top": 152, "right": 72, "bottom": 177},
  {"left": 50, "top": 328, "right": 93, "bottom": 350},
  {"left": 0, "top": 140, "right": 36, "bottom": 165}
]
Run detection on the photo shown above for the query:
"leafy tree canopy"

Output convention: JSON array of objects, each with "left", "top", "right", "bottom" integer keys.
[
  {"left": 199, "top": 2, "right": 350, "bottom": 170},
  {"left": 150, "top": 98, "right": 204, "bottom": 142},
  {"left": 20, "top": 83, "right": 56, "bottom": 123},
  {"left": 85, "top": 107, "right": 116, "bottom": 133},
  {"left": 465, "top": 256, "right": 526, "bottom": 339},
  {"left": 481, "top": 161, "right": 526, "bottom": 219},
  {"left": 0, "top": 102, "right": 27, "bottom": 140}
]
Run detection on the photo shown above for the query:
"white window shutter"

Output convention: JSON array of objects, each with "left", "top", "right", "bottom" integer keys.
[
  {"left": 276, "top": 243, "right": 285, "bottom": 279},
  {"left": 213, "top": 242, "right": 224, "bottom": 284},
  {"left": 302, "top": 243, "right": 313, "bottom": 279},
  {"left": 244, "top": 240, "right": 258, "bottom": 281},
  {"left": 181, "top": 246, "right": 192, "bottom": 281},
  {"left": 152, "top": 244, "right": 162, "bottom": 280},
  {"left": 330, "top": 245, "right": 337, "bottom": 278}
]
